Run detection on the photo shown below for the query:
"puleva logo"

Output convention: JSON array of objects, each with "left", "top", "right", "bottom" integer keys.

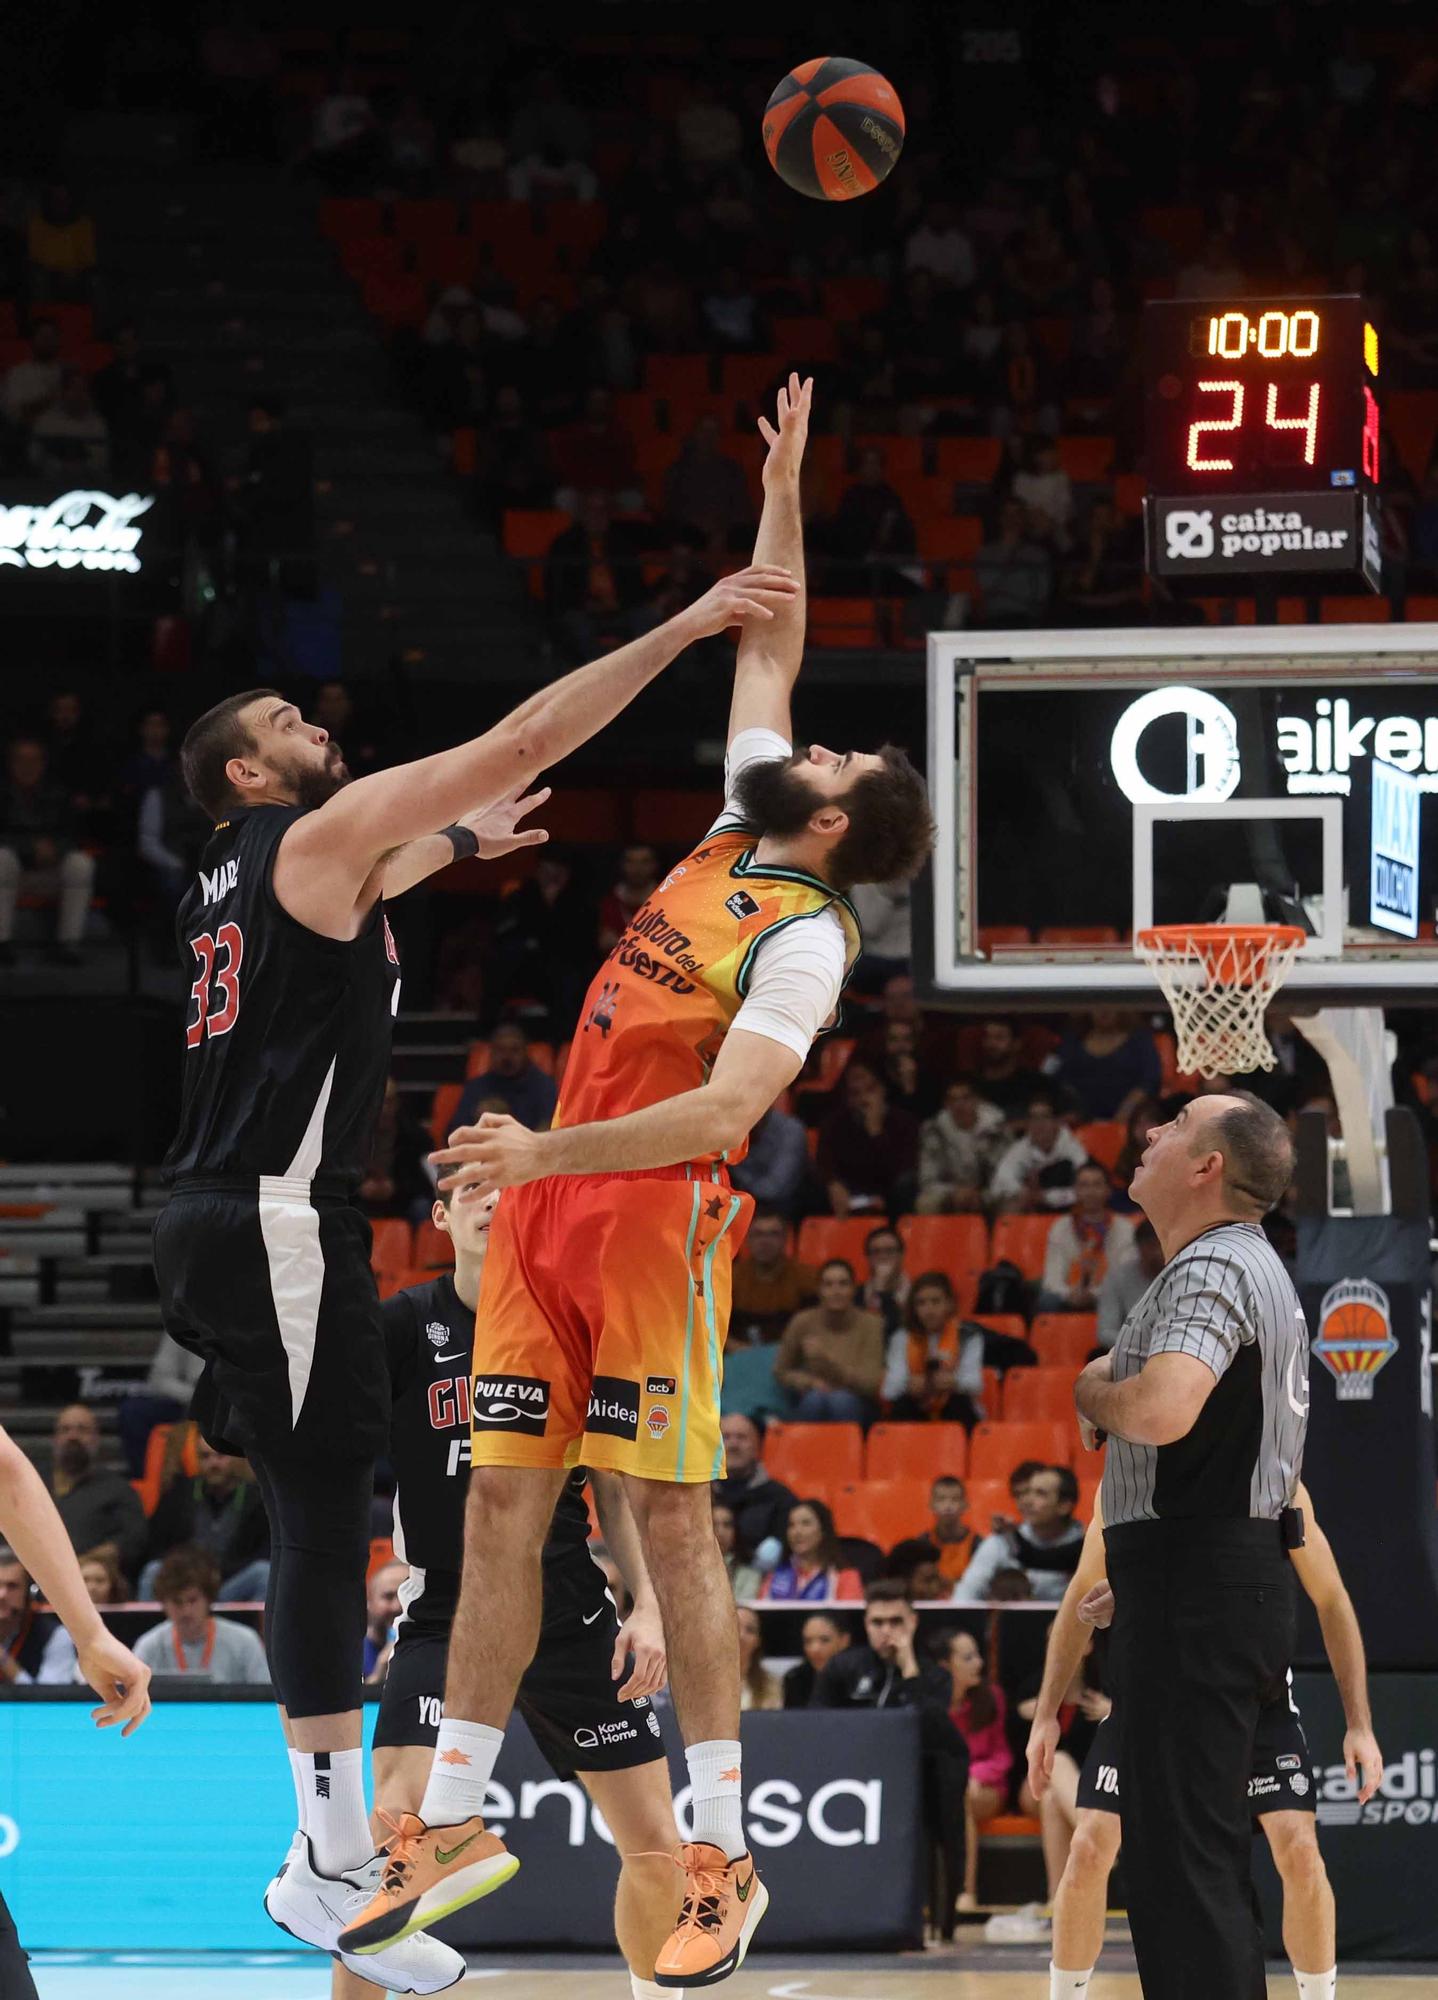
[{"left": 1312, "top": 1277, "right": 1398, "bottom": 1403}]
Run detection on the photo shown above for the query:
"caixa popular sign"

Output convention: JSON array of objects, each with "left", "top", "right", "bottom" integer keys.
[
  {"left": 1144, "top": 488, "right": 1380, "bottom": 590},
  {"left": 0, "top": 490, "right": 153, "bottom": 574}
]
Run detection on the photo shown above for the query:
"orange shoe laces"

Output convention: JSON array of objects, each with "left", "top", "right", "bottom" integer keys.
[
  {"left": 375, "top": 1809, "right": 424, "bottom": 1894},
  {"left": 631, "top": 1844, "right": 731, "bottom": 1940}
]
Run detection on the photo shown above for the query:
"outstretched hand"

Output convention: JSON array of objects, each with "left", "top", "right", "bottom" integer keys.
[
  {"left": 455, "top": 783, "right": 551, "bottom": 860},
  {"left": 681, "top": 563, "right": 800, "bottom": 639},
  {"left": 757, "top": 371, "right": 814, "bottom": 486}
]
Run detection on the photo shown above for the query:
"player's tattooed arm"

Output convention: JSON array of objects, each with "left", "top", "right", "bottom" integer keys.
[
  {"left": 727, "top": 372, "right": 812, "bottom": 747},
  {"left": 379, "top": 783, "right": 552, "bottom": 899}
]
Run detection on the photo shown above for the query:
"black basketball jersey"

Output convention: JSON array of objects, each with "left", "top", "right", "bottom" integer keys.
[
  {"left": 162, "top": 805, "right": 399, "bottom": 1195},
  {"left": 383, "top": 1272, "right": 593, "bottom": 1629}
]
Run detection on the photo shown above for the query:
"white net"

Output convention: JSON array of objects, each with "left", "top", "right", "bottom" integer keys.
[{"left": 1135, "top": 925, "right": 1306, "bottom": 1080}]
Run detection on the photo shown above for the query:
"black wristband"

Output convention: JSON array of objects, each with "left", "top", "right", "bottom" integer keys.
[{"left": 443, "top": 823, "right": 479, "bottom": 861}]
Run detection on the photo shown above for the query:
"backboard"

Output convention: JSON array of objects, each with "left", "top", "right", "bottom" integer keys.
[{"left": 919, "top": 623, "right": 1438, "bottom": 1010}]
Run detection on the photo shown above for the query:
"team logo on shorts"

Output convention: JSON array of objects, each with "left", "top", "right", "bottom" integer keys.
[
  {"left": 472, "top": 1375, "right": 550, "bottom": 1437},
  {"left": 587, "top": 1376, "right": 639, "bottom": 1442},
  {"left": 1290, "top": 1772, "right": 1310, "bottom": 1796},
  {"left": 426, "top": 1322, "right": 449, "bottom": 1352},
  {"left": 646, "top": 1709, "right": 662, "bottom": 1738},
  {"left": 646, "top": 1376, "right": 677, "bottom": 1397},
  {"left": 725, "top": 890, "right": 760, "bottom": 920},
  {"left": 646, "top": 1405, "right": 671, "bottom": 1439},
  {"left": 1277, "top": 1753, "right": 1303, "bottom": 1772}
]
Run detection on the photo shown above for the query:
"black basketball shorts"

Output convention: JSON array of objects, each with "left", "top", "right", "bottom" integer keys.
[
  {"left": 1077, "top": 1690, "right": 1316, "bottom": 1820},
  {"left": 373, "top": 1553, "right": 666, "bottom": 1781},
  {"left": 153, "top": 1185, "right": 390, "bottom": 1462}
]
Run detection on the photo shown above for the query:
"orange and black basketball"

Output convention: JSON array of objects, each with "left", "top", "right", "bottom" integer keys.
[{"left": 762, "top": 57, "right": 905, "bottom": 202}]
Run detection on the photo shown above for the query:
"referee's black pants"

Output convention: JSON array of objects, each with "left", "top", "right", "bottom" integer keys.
[{"left": 1105, "top": 1517, "right": 1295, "bottom": 2000}]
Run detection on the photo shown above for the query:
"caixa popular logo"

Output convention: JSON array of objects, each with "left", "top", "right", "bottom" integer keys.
[
  {"left": 1163, "top": 509, "right": 1215, "bottom": 560},
  {"left": 1316, "top": 1747, "right": 1438, "bottom": 1828},
  {"left": 1311, "top": 1278, "right": 1398, "bottom": 1402}
]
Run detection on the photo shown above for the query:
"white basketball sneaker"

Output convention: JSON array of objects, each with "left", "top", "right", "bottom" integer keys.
[{"left": 265, "top": 1837, "right": 466, "bottom": 1993}]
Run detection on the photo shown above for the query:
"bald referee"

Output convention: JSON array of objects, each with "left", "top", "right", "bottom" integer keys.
[{"left": 1074, "top": 1091, "right": 1308, "bottom": 2000}]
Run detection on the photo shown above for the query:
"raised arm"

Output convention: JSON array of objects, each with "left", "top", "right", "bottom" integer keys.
[
  {"left": 277, "top": 571, "right": 797, "bottom": 934},
  {"left": 727, "top": 372, "right": 812, "bottom": 747},
  {"left": 1025, "top": 1505, "right": 1108, "bottom": 1797},
  {"left": 1289, "top": 1480, "right": 1383, "bottom": 1803}
]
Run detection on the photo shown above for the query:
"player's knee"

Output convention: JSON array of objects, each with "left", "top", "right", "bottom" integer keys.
[
  {"left": 626, "top": 1479, "right": 710, "bottom": 1562},
  {"left": 1067, "top": 1816, "right": 1120, "bottom": 1886},
  {"left": 1270, "top": 1819, "right": 1327, "bottom": 1891},
  {"left": 466, "top": 1464, "right": 551, "bottom": 1537}
]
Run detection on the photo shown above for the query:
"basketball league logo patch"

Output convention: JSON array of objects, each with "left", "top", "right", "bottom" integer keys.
[{"left": 1311, "top": 1278, "right": 1398, "bottom": 1403}]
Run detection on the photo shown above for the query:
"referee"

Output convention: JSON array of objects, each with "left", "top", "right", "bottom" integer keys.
[{"left": 1074, "top": 1091, "right": 1308, "bottom": 2000}]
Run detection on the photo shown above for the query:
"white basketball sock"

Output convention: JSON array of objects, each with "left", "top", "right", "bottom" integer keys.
[
  {"left": 1295, "top": 1972, "right": 1336, "bottom": 1999},
  {"left": 1050, "top": 1967, "right": 1095, "bottom": 1998},
  {"left": 300, "top": 1749, "right": 371, "bottom": 1876},
  {"left": 684, "top": 1739, "right": 745, "bottom": 1861},
  {"left": 418, "top": 1718, "right": 505, "bottom": 1829},
  {"left": 287, "top": 1747, "right": 307, "bottom": 1833}
]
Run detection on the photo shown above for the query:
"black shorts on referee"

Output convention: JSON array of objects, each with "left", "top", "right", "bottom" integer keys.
[
  {"left": 374, "top": 1556, "right": 666, "bottom": 1782},
  {"left": 1077, "top": 1693, "right": 1316, "bottom": 1821}
]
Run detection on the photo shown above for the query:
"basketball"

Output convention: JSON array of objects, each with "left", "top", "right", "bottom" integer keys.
[{"left": 762, "top": 56, "right": 905, "bottom": 201}]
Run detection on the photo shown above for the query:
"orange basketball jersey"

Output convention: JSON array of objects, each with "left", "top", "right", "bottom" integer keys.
[{"left": 556, "top": 828, "right": 862, "bottom": 1166}]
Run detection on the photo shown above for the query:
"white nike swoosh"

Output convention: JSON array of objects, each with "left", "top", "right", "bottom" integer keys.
[
  {"left": 434, "top": 1352, "right": 465, "bottom": 1363},
  {"left": 582, "top": 1608, "right": 605, "bottom": 1626}
]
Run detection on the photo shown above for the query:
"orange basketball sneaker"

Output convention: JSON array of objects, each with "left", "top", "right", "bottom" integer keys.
[
  {"left": 337, "top": 1810, "right": 519, "bottom": 1956},
  {"left": 653, "top": 1842, "right": 769, "bottom": 1987}
]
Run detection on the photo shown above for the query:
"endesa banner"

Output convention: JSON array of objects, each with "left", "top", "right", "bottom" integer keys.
[{"left": 0, "top": 1694, "right": 923, "bottom": 1953}]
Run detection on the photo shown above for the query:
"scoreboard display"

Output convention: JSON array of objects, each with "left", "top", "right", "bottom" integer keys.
[{"left": 1142, "top": 295, "right": 1382, "bottom": 589}]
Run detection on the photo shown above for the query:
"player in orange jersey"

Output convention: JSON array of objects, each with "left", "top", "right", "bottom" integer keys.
[{"left": 340, "top": 375, "right": 935, "bottom": 1989}]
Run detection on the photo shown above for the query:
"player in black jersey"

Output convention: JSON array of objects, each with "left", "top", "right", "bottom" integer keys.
[
  {"left": 151, "top": 566, "right": 795, "bottom": 1983},
  {"left": 332, "top": 1188, "right": 683, "bottom": 2000}
]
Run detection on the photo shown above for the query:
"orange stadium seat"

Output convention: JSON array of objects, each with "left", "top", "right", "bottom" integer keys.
[
  {"left": 933, "top": 436, "right": 1002, "bottom": 484},
  {"left": 501, "top": 508, "right": 571, "bottom": 560},
  {"left": 917, "top": 516, "right": 985, "bottom": 566},
  {"left": 1076, "top": 1120, "right": 1126, "bottom": 1171},
  {"left": 806, "top": 597, "right": 881, "bottom": 647},
  {"left": 361, "top": 271, "right": 427, "bottom": 326},
  {"left": 770, "top": 316, "right": 838, "bottom": 363},
  {"left": 977, "top": 924, "right": 1031, "bottom": 953},
  {"left": 644, "top": 354, "right": 711, "bottom": 400},
  {"left": 135, "top": 1422, "right": 199, "bottom": 1516},
  {"left": 899, "top": 1214, "right": 990, "bottom": 1283},
  {"left": 963, "top": 1478, "right": 1013, "bottom": 1536},
  {"left": 991, "top": 1214, "right": 1055, "bottom": 1280},
  {"left": 1003, "top": 1367, "right": 1081, "bottom": 1426},
  {"left": 413, "top": 1221, "right": 452, "bottom": 1269},
  {"left": 1030, "top": 1314, "right": 1100, "bottom": 1368},
  {"left": 1076, "top": 1471, "right": 1103, "bottom": 1524},
  {"left": 721, "top": 352, "right": 781, "bottom": 405},
  {"left": 367, "top": 1538, "right": 396, "bottom": 1583},
  {"left": 832, "top": 1478, "right": 932, "bottom": 1550},
  {"left": 391, "top": 197, "right": 460, "bottom": 242},
  {"left": 631, "top": 787, "right": 713, "bottom": 845},
  {"left": 319, "top": 197, "right": 384, "bottom": 241},
  {"left": 1385, "top": 389, "right": 1438, "bottom": 483},
  {"left": 370, "top": 1217, "right": 413, "bottom": 1279},
  {"left": 763, "top": 1421, "right": 863, "bottom": 1497},
  {"left": 796, "top": 1217, "right": 877, "bottom": 1271},
  {"left": 1114, "top": 471, "right": 1146, "bottom": 518},
  {"left": 1321, "top": 595, "right": 1390, "bottom": 623},
  {"left": 1056, "top": 435, "right": 1114, "bottom": 482},
  {"left": 429, "top": 1081, "right": 463, "bottom": 1149},
  {"left": 1038, "top": 925, "right": 1120, "bottom": 945},
  {"left": 971, "top": 1315, "right": 1028, "bottom": 1344},
  {"left": 866, "top": 1423, "right": 966, "bottom": 1483},
  {"left": 969, "top": 1420, "right": 1073, "bottom": 1482},
  {"left": 850, "top": 435, "right": 925, "bottom": 480},
  {"left": 821, "top": 275, "right": 888, "bottom": 320}
]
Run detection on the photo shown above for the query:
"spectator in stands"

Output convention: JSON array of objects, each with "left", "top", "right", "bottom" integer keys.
[
  {"left": 1059, "top": 495, "right": 1146, "bottom": 623},
  {"left": 884, "top": 1272, "right": 986, "bottom": 1426},
  {"left": 1068, "top": 277, "right": 1126, "bottom": 401},
  {"left": 47, "top": 1404, "right": 147, "bottom": 1582},
  {"left": 817, "top": 1062, "right": 920, "bottom": 1218},
  {"left": 905, "top": 198, "right": 976, "bottom": 291},
  {"left": 974, "top": 496, "right": 1053, "bottom": 628},
  {"left": 454, "top": 1022, "right": 559, "bottom": 1133},
  {"left": 729, "top": 1208, "right": 817, "bottom": 1345},
  {"left": 854, "top": 972, "right": 949, "bottom": 1075},
  {"left": 138, "top": 770, "right": 210, "bottom": 918},
  {"left": 233, "top": 398, "right": 315, "bottom": 594},
  {"left": 918, "top": 1078, "right": 1007, "bottom": 1213},
  {"left": 0, "top": 1546, "right": 53, "bottom": 1684},
  {"left": 509, "top": 66, "right": 592, "bottom": 164},
  {"left": 1, "top": 317, "right": 62, "bottom": 432},
  {"left": 636, "top": 536, "right": 715, "bottom": 630},
  {"left": 1011, "top": 436, "right": 1075, "bottom": 551},
  {"left": 714, "top": 1413, "right": 795, "bottom": 1562},
  {"left": 142, "top": 1438, "right": 270, "bottom": 1604},
  {"left": 116, "top": 706, "right": 173, "bottom": 814},
  {"left": 484, "top": 847, "right": 598, "bottom": 1031},
  {"left": 1176, "top": 231, "right": 1246, "bottom": 301},
  {"left": 508, "top": 141, "right": 598, "bottom": 205},
  {"left": 775, "top": 1259, "right": 885, "bottom": 1422},
  {"left": 360, "top": 1077, "right": 435, "bottom": 1219},
  {"left": 890, "top": 268, "right": 951, "bottom": 404},
  {"left": 760, "top": 1500, "right": 863, "bottom": 1603},
  {"left": 309, "top": 68, "right": 380, "bottom": 189},
  {"left": 675, "top": 74, "right": 743, "bottom": 172},
  {"left": 989, "top": 1095, "right": 1089, "bottom": 1212},
  {"left": 37, "top": 1550, "right": 123, "bottom": 1683},
  {"left": 954, "top": 1466, "right": 1084, "bottom": 1603},
  {"left": 44, "top": 690, "right": 105, "bottom": 813},
  {"left": 384, "top": 92, "right": 438, "bottom": 193},
  {"left": 597, "top": 842, "right": 660, "bottom": 953},
  {"left": 730, "top": 1104, "right": 811, "bottom": 1222},
  {"left": 1037, "top": 1162, "right": 1134, "bottom": 1314},
  {"left": 1052, "top": 1008, "right": 1161, "bottom": 1120},
  {"left": 133, "top": 1547, "right": 270, "bottom": 1685},
  {"left": 929, "top": 1475, "right": 977, "bottom": 1586},
  {"left": 782, "top": 1610, "right": 853, "bottom": 1709},
  {"left": 545, "top": 491, "right": 646, "bottom": 658},
  {"left": 860, "top": 1224, "right": 912, "bottom": 1337},
  {"left": 1097, "top": 1217, "right": 1164, "bottom": 1347},
  {"left": 471, "top": 383, "right": 555, "bottom": 527},
  {"left": 93, "top": 325, "right": 170, "bottom": 437},
  {"left": 364, "top": 1558, "right": 407, "bottom": 1681},
  {"left": 664, "top": 414, "right": 754, "bottom": 551},
  {"left": 0, "top": 738, "right": 95, "bottom": 962},
  {"left": 552, "top": 387, "right": 642, "bottom": 514},
  {"left": 712, "top": 1500, "right": 762, "bottom": 1602},
  {"left": 1110, "top": 1097, "right": 1162, "bottom": 1212},
  {"left": 116, "top": 1332, "right": 203, "bottom": 1478},
  {"left": 876, "top": 1018, "right": 942, "bottom": 1119},
  {"left": 1004, "top": 205, "right": 1078, "bottom": 314},
  {"left": 26, "top": 183, "right": 97, "bottom": 299},
  {"left": 972, "top": 1018, "right": 1048, "bottom": 1122},
  {"left": 700, "top": 266, "right": 764, "bottom": 351},
  {"left": 828, "top": 447, "right": 918, "bottom": 595},
  {"left": 945, "top": 1628, "right": 1014, "bottom": 1913},
  {"left": 737, "top": 1605, "right": 783, "bottom": 1710},
  {"left": 28, "top": 368, "right": 108, "bottom": 477},
  {"left": 888, "top": 1537, "right": 951, "bottom": 1603},
  {"left": 848, "top": 879, "right": 912, "bottom": 993}
]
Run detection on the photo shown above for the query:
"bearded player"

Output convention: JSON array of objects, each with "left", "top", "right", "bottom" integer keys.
[{"left": 341, "top": 374, "right": 935, "bottom": 1986}]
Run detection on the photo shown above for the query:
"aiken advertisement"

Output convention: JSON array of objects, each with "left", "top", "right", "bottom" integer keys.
[{"left": 1145, "top": 488, "right": 1379, "bottom": 586}]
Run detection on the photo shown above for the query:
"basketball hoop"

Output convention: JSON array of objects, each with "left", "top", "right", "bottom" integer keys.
[{"left": 1135, "top": 924, "right": 1307, "bottom": 1079}]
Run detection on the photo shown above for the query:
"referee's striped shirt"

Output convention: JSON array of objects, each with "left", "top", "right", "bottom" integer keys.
[{"left": 1101, "top": 1222, "right": 1309, "bottom": 1526}]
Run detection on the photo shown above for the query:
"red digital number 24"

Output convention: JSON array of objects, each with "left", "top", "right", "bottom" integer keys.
[{"left": 186, "top": 922, "right": 244, "bottom": 1048}]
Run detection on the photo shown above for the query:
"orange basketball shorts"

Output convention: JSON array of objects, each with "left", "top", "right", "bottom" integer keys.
[{"left": 470, "top": 1167, "right": 752, "bottom": 1483}]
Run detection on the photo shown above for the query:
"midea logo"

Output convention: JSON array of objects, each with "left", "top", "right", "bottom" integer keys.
[
  {"left": 1110, "top": 686, "right": 1241, "bottom": 804},
  {"left": 1110, "top": 688, "right": 1438, "bottom": 801}
]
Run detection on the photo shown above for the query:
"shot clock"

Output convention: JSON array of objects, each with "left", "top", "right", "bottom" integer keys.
[{"left": 1142, "top": 295, "right": 1382, "bottom": 591}]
